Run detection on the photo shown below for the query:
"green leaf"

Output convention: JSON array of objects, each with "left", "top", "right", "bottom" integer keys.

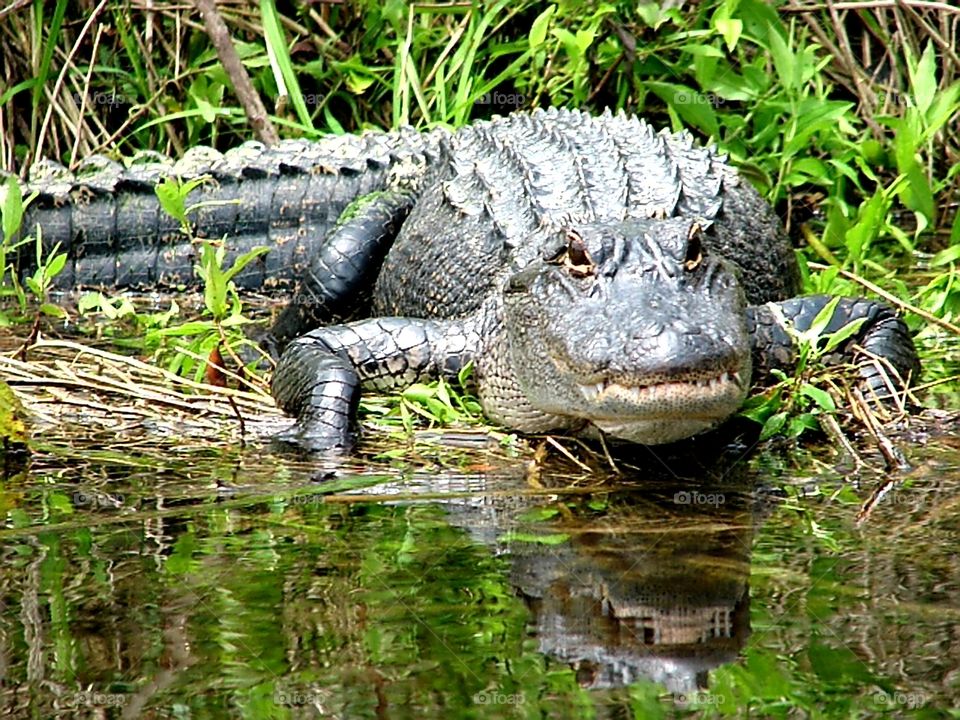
[
  {"left": 529, "top": 5, "right": 555, "bottom": 48},
  {"left": 800, "top": 384, "right": 836, "bottom": 412},
  {"left": 767, "top": 28, "right": 797, "bottom": 91},
  {"left": 39, "top": 302, "right": 68, "bottom": 319},
  {"left": 805, "top": 296, "right": 842, "bottom": 343},
  {"left": 636, "top": 3, "right": 660, "bottom": 27},
  {"left": 949, "top": 208, "right": 960, "bottom": 246},
  {"left": 714, "top": 18, "right": 742, "bottom": 52},
  {"left": 155, "top": 177, "right": 188, "bottom": 224},
  {"left": 760, "top": 411, "right": 788, "bottom": 440},
  {"left": 46, "top": 252, "right": 67, "bottom": 279},
  {"left": 645, "top": 81, "right": 719, "bottom": 137},
  {"left": 1, "top": 175, "right": 24, "bottom": 243},
  {"left": 346, "top": 71, "right": 375, "bottom": 95},
  {"left": 787, "top": 412, "right": 819, "bottom": 437},
  {"left": 457, "top": 361, "right": 475, "bottom": 390},
  {"left": 261, "top": 0, "right": 313, "bottom": 129},
  {"left": 910, "top": 41, "right": 938, "bottom": 116},
  {"left": 47, "top": 492, "right": 74, "bottom": 514},
  {"left": 844, "top": 190, "right": 890, "bottom": 262},
  {"left": 221, "top": 245, "right": 271, "bottom": 284},
  {"left": 820, "top": 317, "right": 867, "bottom": 354}
]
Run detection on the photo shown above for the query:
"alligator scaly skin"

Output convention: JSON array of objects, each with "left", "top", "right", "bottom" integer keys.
[{"left": 13, "top": 129, "right": 444, "bottom": 290}]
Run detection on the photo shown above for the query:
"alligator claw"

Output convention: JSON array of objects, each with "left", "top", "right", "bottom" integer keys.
[{"left": 271, "top": 420, "right": 356, "bottom": 455}]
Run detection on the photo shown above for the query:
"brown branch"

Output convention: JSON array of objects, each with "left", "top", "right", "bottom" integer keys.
[{"left": 192, "top": 0, "right": 279, "bottom": 145}]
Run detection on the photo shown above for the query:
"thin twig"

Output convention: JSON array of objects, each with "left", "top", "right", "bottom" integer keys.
[
  {"left": 192, "top": 0, "right": 279, "bottom": 145},
  {"left": 806, "top": 261, "right": 960, "bottom": 336}
]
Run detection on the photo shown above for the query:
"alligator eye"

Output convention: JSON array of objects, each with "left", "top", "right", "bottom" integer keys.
[
  {"left": 563, "top": 230, "right": 595, "bottom": 278},
  {"left": 684, "top": 223, "right": 704, "bottom": 271}
]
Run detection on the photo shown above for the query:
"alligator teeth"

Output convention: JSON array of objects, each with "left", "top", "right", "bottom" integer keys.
[{"left": 579, "top": 371, "right": 743, "bottom": 404}]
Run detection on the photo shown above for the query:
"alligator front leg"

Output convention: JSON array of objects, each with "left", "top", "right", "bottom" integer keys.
[
  {"left": 747, "top": 295, "right": 919, "bottom": 398},
  {"left": 271, "top": 317, "right": 479, "bottom": 451},
  {"left": 262, "top": 190, "right": 417, "bottom": 357}
]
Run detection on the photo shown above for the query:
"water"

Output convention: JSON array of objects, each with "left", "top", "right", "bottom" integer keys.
[{"left": 1, "top": 419, "right": 958, "bottom": 719}]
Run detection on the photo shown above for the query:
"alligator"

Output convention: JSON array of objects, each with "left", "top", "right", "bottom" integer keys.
[{"left": 12, "top": 108, "right": 920, "bottom": 451}]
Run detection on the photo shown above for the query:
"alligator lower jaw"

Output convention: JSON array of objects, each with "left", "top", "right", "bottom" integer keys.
[
  {"left": 576, "top": 371, "right": 747, "bottom": 444},
  {"left": 592, "top": 417, "right": 725, "bottom": 445},
  {"left": 577, "top": 371, "right": 745, "bottom": 406}
]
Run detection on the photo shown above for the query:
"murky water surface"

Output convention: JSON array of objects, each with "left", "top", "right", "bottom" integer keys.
[{"left": 1, "top": 417, "right": 958, "bottom": 720}]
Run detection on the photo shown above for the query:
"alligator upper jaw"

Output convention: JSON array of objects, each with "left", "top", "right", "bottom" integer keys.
[{"left": 576, "top": 370, "right": 749, "bottom": 445}]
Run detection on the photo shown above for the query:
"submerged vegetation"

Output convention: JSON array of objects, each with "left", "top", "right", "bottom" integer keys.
[{"left": 1, "top": 0, "right": 959, "bottom": 442}]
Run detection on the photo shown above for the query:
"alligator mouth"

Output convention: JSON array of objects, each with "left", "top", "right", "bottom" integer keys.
[{"left": 577, "top": 371, "right": 745, "bottom": 410}]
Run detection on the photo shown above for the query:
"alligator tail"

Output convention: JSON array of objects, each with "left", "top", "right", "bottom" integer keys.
[{"left": 10, "top": 129, "right": 443, "bottom": 291}]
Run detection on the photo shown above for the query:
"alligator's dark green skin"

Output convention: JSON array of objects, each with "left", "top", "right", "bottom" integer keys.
[{"left": 13, "top": 108, "right": 919, "bottom": 451}]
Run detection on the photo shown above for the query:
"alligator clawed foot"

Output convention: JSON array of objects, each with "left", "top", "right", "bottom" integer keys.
[{"left": 271, "top": 420, "right": 356, "bottom": 455}]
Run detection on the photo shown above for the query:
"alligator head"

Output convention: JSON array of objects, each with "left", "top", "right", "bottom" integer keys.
[{"left": 501, "top": 218, "right": 752, "bottom": 445}]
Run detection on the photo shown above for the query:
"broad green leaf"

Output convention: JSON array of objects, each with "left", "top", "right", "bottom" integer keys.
[
  {"left": 194, "top": 94, "right": 217, "bottom": 124},
  {"left": 1, "top": 176, "right": 24, "bottom": 243},
  {"left": 155, "top": 177, "right": 188, "bottom": 224},
  {"left": 646, "top": 81, "right": 719, "bottom": 137},
  {"left": 346, "top": 71, "right": 375, "bottom": 95},
  {"left": 714, "top": 18, "right": 742, "bottom": 52},
  {"left": 529, "top": 5, "right": 555, "bottom": 48},
  {"left": 551, "top": 28, "right": 580, "bottom": 60},
  {"left": 800, "top": 385, "right": 836, "bottom": 412},
  {"left": 78, "top": 292, "right": 105, "bottom": 314},
  {"left": 39, "top": 302, "right": 68, "bottom": 319},
  {"left": 923, "top": 81, "right": 960, "bottom": 138},
  {"left": 760, "top": 411, "right": 788, "bottom": 440},
  {"left": 457, "top": 361, "right": 475, "bottom": 390},
  {"left": 910, "top": 41, "right": 937, "bottom": 116},
  {"left": 574, "top": 28, "right": 595, "bottom": 54},
  {"left": 787, "top": 413, "right": 819, "bottom": 437},
  {"left": 767, "top": 28, "right": 796, "bottom": 91},
  {"left": 46, "top": 252, "right": 67, "bottom": 279}
]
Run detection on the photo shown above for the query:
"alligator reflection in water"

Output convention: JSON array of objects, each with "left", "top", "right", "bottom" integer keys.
[
  {"left": 0, "top": 441, "right": 775, "bottom": 715},
  {"left": 421, "top": 463, "right": 768, "bottom": 695}
]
